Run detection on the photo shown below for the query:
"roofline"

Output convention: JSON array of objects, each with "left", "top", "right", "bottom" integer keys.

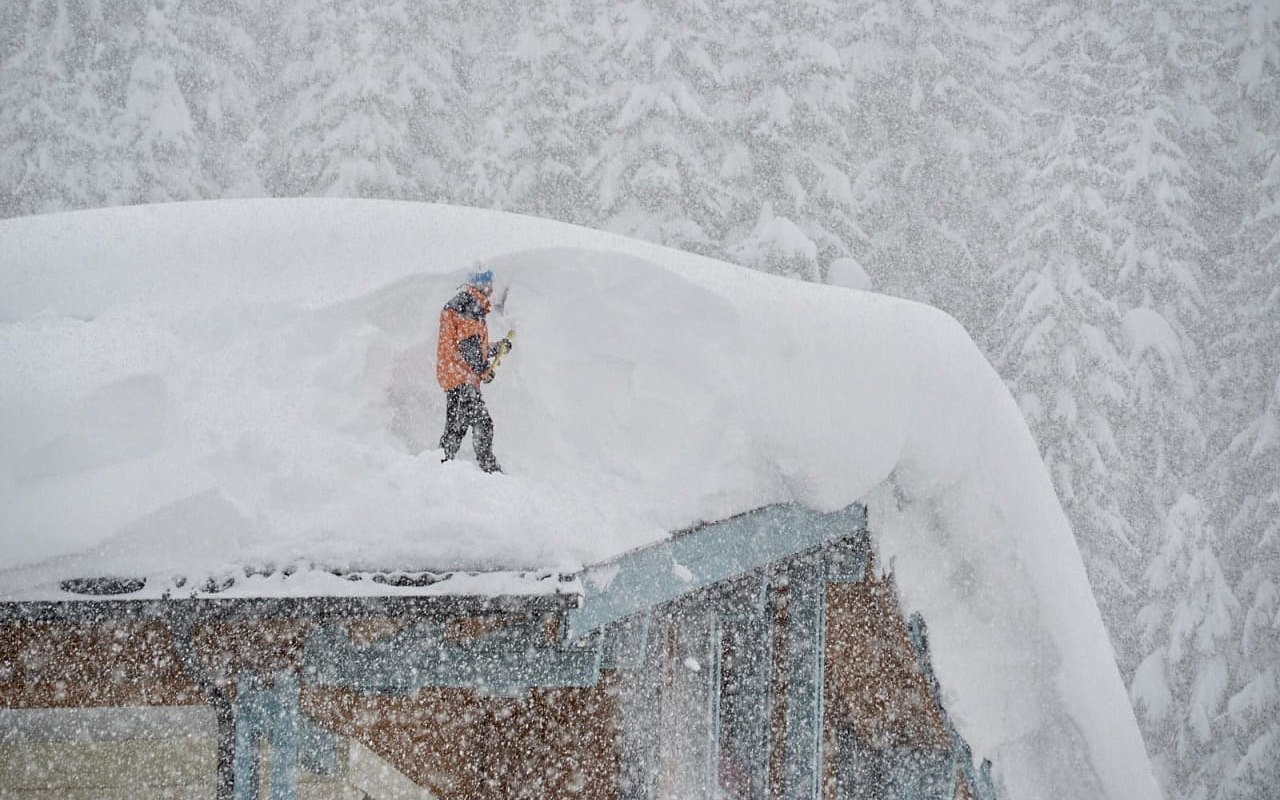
[
  {"left": 0, "top": 592, "right": 582, "bottom": 626},
  {"left": 568, "top": 501, "right": 868, "bottom": 638}
]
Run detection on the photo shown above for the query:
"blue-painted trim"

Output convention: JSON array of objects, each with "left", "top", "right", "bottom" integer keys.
[
  {"left": 233, "top": 673, "right": 266, "bottom": 800},
  {"left": 231, "top": 671, "right": 303, "bottom": 800},
  {"left": 569, "top": 503, "right": 866, "bottom": 638},
  {"left": 602, "top": 617, "right": 650, "bottom": 671},
  {"left": 826, "top": 534, "right": 870, "bottom": 583},
  {"left": 784, "top": 558, "right": 826, "bottom": 800},
  {"left": 704, "top": 615, "right": 724, "bottom": 798},
  {"left": 302, "top": 624, "right": 604, "bottom": 693},
  {"left": 268, "top": 672, "right": 300, "bottom": 800},
  {"left": 617, "top": 617, "right": 668, "bottom": 800}
]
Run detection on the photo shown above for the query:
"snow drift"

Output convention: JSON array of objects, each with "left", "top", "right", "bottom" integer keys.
[{"left": 0, "top": 199, "right": 1160, "bottom": 800}]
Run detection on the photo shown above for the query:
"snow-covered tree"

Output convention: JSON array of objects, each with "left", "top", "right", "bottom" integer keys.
[
  {"left": 1216, "top": 376, "right": 1280, "bottom": 799},
  {"left": 576, "top": 0, "right": 729, "bottom": 255},
  {"left": 1105, "top": 0, "right": 1214, "bottom": 565},
  {"left": 107, "top": 0, "right": 213, "bottom": 205},
  {"left": 172, "top": 0, "right": 268, "bottom": 199},
  {"left": 0, "top": 0, "right": 115, "bottom": 216},
  {"left": 840, "top": 0, "right": 1019, "bottom": 335},
  {"left": 262, "top": 0, "right": 469, "bottom": 200},
  {"left": 1131, "top": 494, "right": 1239, "bottom": 796},
  {"left": 987, "top": 256, "right": 1137, "bottom": 643},
  {"left": 467, "top": 0, "right": 599, "bottom": 226},
  {"left": 1212, "top": 0, "right": 1280, "bottom": 438},
  {"left": 717, "top": 0, "right": 859, "bottom": 281},
  {"left": 993, "top": 0, "right": 1145, "bottom": 664},
  {"left": 1203, "top": 3, "right": 1280, "bottom": 796}
]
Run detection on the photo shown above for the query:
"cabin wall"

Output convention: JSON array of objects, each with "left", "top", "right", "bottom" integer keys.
[
  {"left": 823, "top": 575, "right": 960, "bottom": 800},
  {"left": 824, "top": 577, "right": 951, "bottom": 751},
  {"left": 0, "top": 621, "right": 205, "bottom": 707},
  {"left": 0, "top": 566, "right": 970, "bottom": 800},
  {"left": 303, "top": 678, "right": 620, "bottom": 800}
]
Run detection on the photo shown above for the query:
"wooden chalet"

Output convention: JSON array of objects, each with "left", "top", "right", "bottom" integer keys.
[{"left": 0, "top": 502, "right": 999, "bottom": 800}]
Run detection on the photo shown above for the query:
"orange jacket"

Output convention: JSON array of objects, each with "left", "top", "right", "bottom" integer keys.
[{"left": 437, "top": 286, "right": 492, "bottom": 390}]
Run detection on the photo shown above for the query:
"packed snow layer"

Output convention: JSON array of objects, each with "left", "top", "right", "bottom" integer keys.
[{"left": 0, "top": 199, "right": 1159, "bottom": 800}]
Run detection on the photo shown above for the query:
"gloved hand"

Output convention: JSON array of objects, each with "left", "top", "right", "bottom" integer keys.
[
  {"left": 495, "top": 337, "right": 513, "bottom": 356},
  {"left": 481, "top": 370, "right": 495, "bottom": 384}
]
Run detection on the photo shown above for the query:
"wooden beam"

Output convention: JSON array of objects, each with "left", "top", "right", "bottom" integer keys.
[
  {"left": 0, "top": 592, "right": 580, "bottom": 626},
  {"left": 703, "top": 615, "right": 724, "bottom": 799},
  {"left": 233, "top": 674, "right": 266, "bottom": 800},
  {"left": 172, "top": 622, "right": 237, "bottom": 800},
  {"left": 302, "top": 624, "right": 604, "bottom": 694},
  {"left": 569, "top": 503, "right": 866, "bottom": 638}
]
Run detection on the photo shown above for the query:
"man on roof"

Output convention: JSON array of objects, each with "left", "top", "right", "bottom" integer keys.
[{"left": 437, "top": 267, "right": 513, "bottom": 474}]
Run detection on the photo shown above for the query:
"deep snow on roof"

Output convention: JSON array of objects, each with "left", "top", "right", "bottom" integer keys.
[{"left": 0, "top": 199, "right": 1159, "bottom": 800}]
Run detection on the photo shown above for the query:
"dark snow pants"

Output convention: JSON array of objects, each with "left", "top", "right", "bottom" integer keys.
[{"left": 440, "top": 384, "right": 501, "bottom": 473}]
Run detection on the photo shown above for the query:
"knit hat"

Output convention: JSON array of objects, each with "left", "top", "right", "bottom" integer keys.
[{"left": 467, "top": 267, "right": 494, "bottom": 293}]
